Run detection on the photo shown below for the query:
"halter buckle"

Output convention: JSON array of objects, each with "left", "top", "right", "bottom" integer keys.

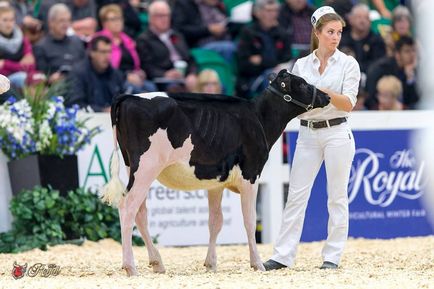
[
  {"left": 283, "top": 94, "right": 292, "bottom": 102},
  {"left": 306, "top": 104, "right": 313, "bottom": 111}
]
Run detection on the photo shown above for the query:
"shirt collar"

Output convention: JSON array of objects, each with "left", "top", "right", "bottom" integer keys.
[{"left": 312, "top": 48, "right": 340, "bottom": 65}]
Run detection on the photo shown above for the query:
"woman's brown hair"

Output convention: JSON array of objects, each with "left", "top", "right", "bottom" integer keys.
[{"left": 310, "top": 13, "right": 346, "bottom": 52}]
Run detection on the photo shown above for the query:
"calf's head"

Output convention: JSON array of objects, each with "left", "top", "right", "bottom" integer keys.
[{"left": 267, "top": 69, "right": 330, "bottom": 111}]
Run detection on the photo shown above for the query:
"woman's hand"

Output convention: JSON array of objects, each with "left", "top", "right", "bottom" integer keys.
[
  {"left": 20, "top": 55, "right": 35, "bottom": 66},
  {"left": 319, "top": 87, "right": 353, "bottom": 112}
]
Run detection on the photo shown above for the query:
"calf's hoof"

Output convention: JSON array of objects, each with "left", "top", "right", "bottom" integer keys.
[
  {"left": 251, "top": 262, "right": 266, "bottom": 272},
  {"left": 122, "top": 265, "right": 138, "bottom": 277},
  {"left": 149, "top": 260, "right": 166, "bottom": 274},
  {"left": 204, "top": 262, "right": 217, "bottom": 272}
]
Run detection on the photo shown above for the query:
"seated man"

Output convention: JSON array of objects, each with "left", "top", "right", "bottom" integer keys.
[
  {"left": 66, "top": 35, "right": 124, "bottom": 112},
  {"left": 33, "top": 3, "right": 86, "bottom": 84},
  {"left": 339, "top": 4, "right": 386, "bottom": 74},
  {"left": 365, "top": 36, "right": 418, "bottom": 109},
  {"left": 136, "top": 0, "right": 197, "bottom": 92},
  {"left": 278, "top": 0, "right": 315, "bottom": 55},
  {"left": 67, "top": 0, "right": 98, "bottom": 41},
  {"left": 172, "top": 0, "right": 236, "bottom": 63},
  {"left": 236, "top": 0, "right": 292, "bottom": 99}
]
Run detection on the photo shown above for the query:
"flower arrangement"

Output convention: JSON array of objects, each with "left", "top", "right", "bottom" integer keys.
[{"left": 0, "top": 84, "right": 100, "bottom": 160}]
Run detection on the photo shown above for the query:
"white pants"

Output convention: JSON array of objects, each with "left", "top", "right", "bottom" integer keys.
[{"left": 272, "top": 122, "right": 355, "bottom": 266}]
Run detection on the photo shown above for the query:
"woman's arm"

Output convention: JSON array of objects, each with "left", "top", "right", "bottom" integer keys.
[
  {"left": 319, "top": 88, "right": 353, "bottom": 112},
  {"left": 321, "top": 56, "right": 361, "bottom": 112}
]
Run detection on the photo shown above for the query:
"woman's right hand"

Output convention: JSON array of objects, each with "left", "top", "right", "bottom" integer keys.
[{"left": 20, "top": 55, "right": 35, "bottom": 66}]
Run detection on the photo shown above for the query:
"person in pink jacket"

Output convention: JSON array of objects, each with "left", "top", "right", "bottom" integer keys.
[
  {"left": 95, "top": 4, "right": 156, "bottom": 93},
  {"left": 0, "top": 4, "right": 36, "bottom": 89}
]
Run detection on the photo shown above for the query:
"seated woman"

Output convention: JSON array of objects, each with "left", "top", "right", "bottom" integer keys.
[
  {"left": 0, "top": 4, "right": 36, "bottom": 90},
  {"left": 194, "top": 69, "right": 223, "bottom": 94},
  {"left": 383, "top": 5, "right": 413, "bottom": 56},
  {"left": 95, "top": 4, "right": 156, "bottom": 93}
]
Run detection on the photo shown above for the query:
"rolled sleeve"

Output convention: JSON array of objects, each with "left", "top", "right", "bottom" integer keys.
[{"left": 342, "top": 56, "right": 361, "bottom": 107}]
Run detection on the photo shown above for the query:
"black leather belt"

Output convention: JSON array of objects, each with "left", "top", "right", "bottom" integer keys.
[{"left": 300, "top": 117, "right": 347, "bottom": 129}]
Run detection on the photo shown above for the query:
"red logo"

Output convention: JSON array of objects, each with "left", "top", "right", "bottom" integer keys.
[
  {"left": 11, "top": 262, "right": 61, "bottom": 279},
  {"left": 12, "top": 262, "right": 27, "bottom": 280}
]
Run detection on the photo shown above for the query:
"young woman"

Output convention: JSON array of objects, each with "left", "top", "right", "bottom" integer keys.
[
  {"left": 264, "top": 6, "right": 361, "bottom": 270},
  {"left": 0, "top": 4, "right": 36, "bottom": 89},
  {"left": 95, "top": 4, "right": 156, "bottom": 93},
  {"left": 194, "top": 69, "right": 223, "bottom": 94}
]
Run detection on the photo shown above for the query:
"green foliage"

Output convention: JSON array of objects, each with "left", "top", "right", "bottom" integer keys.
[{"left": 0, "top": 186, "right": 145, "bottom": 253}]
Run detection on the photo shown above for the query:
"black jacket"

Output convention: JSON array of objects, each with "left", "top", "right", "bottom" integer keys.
[
  {"left": 365, "top": 56, "right": 419, "bottom": 109},
  {"left": 339, "top": 30, "right": 386, "bottom": 73},
  {"left": 136, "top": 29, "right": 197, "bottom": 79},
  {"left": 237, "top": 22, "right": 292, "bottom": 77},
  {"left": 236, "top": 22, "right": 292, "bottom": 97},
  {"left": 66, "top": 56, "right": 124, "bottom": 112},
  {"left": 34, "top": 34, "right": 86, "bottom": 76}
]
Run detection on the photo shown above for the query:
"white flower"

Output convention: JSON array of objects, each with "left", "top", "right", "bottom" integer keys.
[
  {"left": 36, "top": 120, "right": 52, "bottom": 150},
  {"left": 45, "top": 102, "right": 57, "bottom": 121}
]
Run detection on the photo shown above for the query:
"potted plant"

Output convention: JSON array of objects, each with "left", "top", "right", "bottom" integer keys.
[{"left": 0, "top": 81, "right": 101, "bottom": 195}]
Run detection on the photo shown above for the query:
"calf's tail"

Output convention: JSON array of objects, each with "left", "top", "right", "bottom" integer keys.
[
  {"left": 101, "top": 94, "right": 132, "bottom": 207},
  {"left": 102, "top": 94, "right": 135, "bottom": 207},
  {"left": 100, "top": 127, "right": 126, "bottom": 208}
]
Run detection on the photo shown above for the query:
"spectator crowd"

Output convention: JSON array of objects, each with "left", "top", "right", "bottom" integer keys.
[{"left": 0, "top": 0, "right": 418, "bottom": 111}]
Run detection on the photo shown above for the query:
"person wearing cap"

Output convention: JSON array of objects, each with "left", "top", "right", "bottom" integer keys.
[{"left": 263, "top": 6, "right": 360, "bottom": 271}]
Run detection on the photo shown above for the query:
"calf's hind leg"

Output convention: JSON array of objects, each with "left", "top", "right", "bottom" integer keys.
[
  {"left": 135, "top": 201, "right": 165, "bottom": 273},
  {"left": 204, "top": 187, "right": 224, "bottom": 272},
  {"left": 119, "top": 158, "right": 164, "bottom": 276}
]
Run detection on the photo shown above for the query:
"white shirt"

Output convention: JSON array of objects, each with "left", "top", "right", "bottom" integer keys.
[{"left": 292, "top": 48, "right": 361, "bottom": 120}]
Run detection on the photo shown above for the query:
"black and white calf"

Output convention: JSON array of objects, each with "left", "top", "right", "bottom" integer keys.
[{"left": 102, "top": 69, "right": 330, "bottom": 276}]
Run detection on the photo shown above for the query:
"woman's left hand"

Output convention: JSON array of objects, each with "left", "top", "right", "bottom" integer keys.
[{"left": 319, "top": 87, "right": 333, "bottom": 97}]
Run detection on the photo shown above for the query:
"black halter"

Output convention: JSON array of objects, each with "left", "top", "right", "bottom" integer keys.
[{"left": 267, "top": 84, "right": 317, "bottom": 111}]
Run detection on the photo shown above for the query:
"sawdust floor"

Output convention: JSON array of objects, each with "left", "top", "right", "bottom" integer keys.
[{"left": 1, "top": 236, "right": 433, "bottom": 289}]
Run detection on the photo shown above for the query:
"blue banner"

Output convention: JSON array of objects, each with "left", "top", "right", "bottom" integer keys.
[{"left": 286, "top": 129, "right": 433, "bottom": 241}]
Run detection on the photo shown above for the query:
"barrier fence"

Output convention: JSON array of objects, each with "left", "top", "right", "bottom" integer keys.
[{"left": 1, "top": 111, "right": 433, "bottom": 244}]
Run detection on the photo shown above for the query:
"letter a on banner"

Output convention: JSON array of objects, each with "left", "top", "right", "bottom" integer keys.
[{"left": 83, "top": 145, "right": 108, "bottom": 187}]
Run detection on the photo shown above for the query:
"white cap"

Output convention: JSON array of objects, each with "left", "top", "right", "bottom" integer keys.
[{"left": 311, "top": 6, "right": 336, "bottom": 27}]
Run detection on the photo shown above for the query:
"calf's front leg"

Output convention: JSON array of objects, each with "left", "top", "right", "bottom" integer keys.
[{"left": 239, "top": 182, "right": 265, "bottom": 271}]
